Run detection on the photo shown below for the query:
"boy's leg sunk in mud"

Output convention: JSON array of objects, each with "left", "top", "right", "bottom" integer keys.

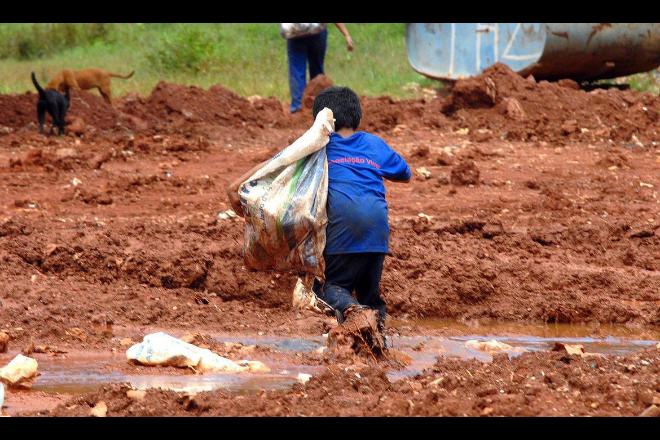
[
  {"left": 354, "top": 253, "right": 387, "bottom": 332},
  {"left": 315, "top": 253, "right": 388, "bottom": 328}
]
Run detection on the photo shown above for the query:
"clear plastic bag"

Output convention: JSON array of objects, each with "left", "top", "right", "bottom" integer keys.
[{"left": 238, "top": 108, "right": 334, "bottom": 278}]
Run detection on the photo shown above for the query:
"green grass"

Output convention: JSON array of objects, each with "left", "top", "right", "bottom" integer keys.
[
  {"left": 2, "top": 23, "right": 656, "bottom": 100},
  {"left": 620, "top": 71, "right": 660, "bottom": 95},
  {"left": 0, "top": 23, "right": 439, "bottom": 100}
]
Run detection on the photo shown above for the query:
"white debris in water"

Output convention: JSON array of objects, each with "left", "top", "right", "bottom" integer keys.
[
  {"left": 297, "top": 373, "right": 312, "bottom": 384},
  {"left": 465, "top": 339, "right": 516, "bottom": 353},
  {"left": 218, "top": 210, "right": 238, "bottom": 220},
  {"left": 126, "top": 332, "right": 267, "bottom": 374}
]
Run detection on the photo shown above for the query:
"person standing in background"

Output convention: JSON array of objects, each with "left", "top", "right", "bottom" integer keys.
[{"left": 281, "top": 23, "right": 354, "bottom": 113}]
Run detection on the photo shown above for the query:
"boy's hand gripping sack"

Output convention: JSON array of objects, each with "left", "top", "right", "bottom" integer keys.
[{"left": 238, "top": 108, "right": 334, "bottom": 277}]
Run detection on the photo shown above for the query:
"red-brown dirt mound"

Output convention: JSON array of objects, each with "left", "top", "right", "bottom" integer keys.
[
  {"left": 67, "top": 89, "right": 120, "bottom": 131},
  {"left": 302, "top": 74, "right": 333, "bottom": 110},
  {"left": 443, "top": 63, "right": 660, "bottom": 143},
  {"left": 0, "top": 89, "right": 120, "bottom": 133},
  {"left": 118, "top": 82, "right": 288, "bottom": 130},
  {"left": 0, "top": 93, "right": 35, "bottom": 129}
]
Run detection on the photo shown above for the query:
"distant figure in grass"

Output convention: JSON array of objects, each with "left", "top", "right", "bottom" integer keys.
[{"left": 280, "top": 23, "right": 353, "bottom": 114}]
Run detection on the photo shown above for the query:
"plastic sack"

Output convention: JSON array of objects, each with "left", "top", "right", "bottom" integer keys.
[
  {"left": 0, "top": 354, "right": 39, "bottom": 388},
  {"left": 126, "top": 332, "right": 269, "bottom": 374},
  {"left": 238, "top": 108, "right": 334, "bottom": 278},
  {"left": 292, "top": 277, "right": 332, "bottom": 314}
]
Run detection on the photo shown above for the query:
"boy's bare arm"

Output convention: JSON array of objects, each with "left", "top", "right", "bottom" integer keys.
[{"left": 226, "top": 160, "right": 269, "bottom": 217}]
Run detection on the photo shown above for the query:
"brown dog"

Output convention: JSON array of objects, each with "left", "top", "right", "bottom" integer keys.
[{"left": 46, "top": 68, "right": 135, "bottom": 105}]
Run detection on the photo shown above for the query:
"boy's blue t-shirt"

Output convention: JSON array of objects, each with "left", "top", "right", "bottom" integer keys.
[{"left": 324, "top": 131, "right": 411, "bottom": 255}]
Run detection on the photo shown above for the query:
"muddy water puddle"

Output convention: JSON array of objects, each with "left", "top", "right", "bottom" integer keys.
[
  {"left": 386, "top": 319, "right": 659, "bottom": 379},
  {"left": 34, "top": 367, "right": 305, "bottom": 395},
  {"left": 26, "top": 351, "right": 320, "bottom": 396},
  {"left": 392, "top": 318, "right": 660, "bottom": 340},
  {"left": 2, "top": 323, "right": 657, "bottom": 410}
]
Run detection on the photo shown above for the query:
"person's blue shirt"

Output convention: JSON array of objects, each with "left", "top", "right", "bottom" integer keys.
[{"left": 324, "top": 131, "right": 411, "bottom": 255}]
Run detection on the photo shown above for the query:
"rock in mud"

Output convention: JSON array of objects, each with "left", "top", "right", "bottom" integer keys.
[
  {"left": 416, "top": 167, "right": 432, "bottom": 179},
  {"left": 90, "top": 401, "right": 107, "bottom": 417},
  {"left": 55, "top": 147, "right": 78, "bottom": 159},
  {"left": 435, "top": 152, "right": 454, "bottom": 166},
  {"left": 67, "top": 117, "right": 86, "bottom": 135},
  {"left": 119, "top": 338, "right": 134, "bottom": 347},
  {"left": 237, "top": 360, "right": 270, "bottom": 373},
  {"left": 465, "top": 339, "right": 520, "bottom": 354},
  {"left": 126, "top": 389, "right": 147, "bottom": 402},
  {"left": 297, "top": 373, "right": 312, "bottom": 384},
  {"left": 482, "top": 222, "right": 505, "bottom": 239},
  {"left": 0, "top": 354, "right": 39, "bottom": 388},
  {"left": 499, "top": 97, "right": 526, "bottom": 121},
  {"left": 561, "top": 119, "right": 579, "bottom": 135},
  {"left": 445, "top": 74, "right": 497, "bottom": 111},
  {"left": 450, "top": 160, "right": 480, "bottom": 186},
  {"left": 0, "top": 217, "right": 32, "bottom": 237},
  {"left": 0, "top": 332, "right": 8, "bottom": 353},
  {"left": 639, "top": 405, "right": 660, "bottom": 417},
  {"left": 412, "top": 145, "right": 430, "bottom": 159},
  {"left": 552, "top": 342, "right": 585, "bottom": 356}
]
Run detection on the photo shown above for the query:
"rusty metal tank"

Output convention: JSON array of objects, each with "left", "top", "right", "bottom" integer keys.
[{"left": 406, "top": 23, "right": 660, "bottom": 82}]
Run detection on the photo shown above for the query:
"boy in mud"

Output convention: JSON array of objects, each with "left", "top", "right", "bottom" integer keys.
[{"left": 227, "top": 86, "right": 411, "bottom": 343}]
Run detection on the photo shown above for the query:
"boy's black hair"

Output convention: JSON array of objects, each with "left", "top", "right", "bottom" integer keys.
[{"left": 312, "top": 86, "right": 362, "bottom": 131}]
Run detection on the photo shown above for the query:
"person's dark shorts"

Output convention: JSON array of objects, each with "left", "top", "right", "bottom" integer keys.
[{"left": 313, "top": 253, "right": 387, "bottom": 324}]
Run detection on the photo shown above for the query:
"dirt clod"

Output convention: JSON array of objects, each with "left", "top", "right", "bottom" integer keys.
[
  {"left": 0, "top": 332, "right": 9, "bottom": 353},
  {"left": 302, "top": 74, "right": 334, "bottom": 110},
  {"left": 450, "top": 160, "right": 480, "bottom": 186}
]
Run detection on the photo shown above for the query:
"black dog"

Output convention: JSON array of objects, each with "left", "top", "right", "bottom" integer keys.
[{"left": 31, "top": 72, "right": 70, "bottom": 135}]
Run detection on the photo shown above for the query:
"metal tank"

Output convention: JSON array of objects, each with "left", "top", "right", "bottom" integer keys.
[{"left": 405, "top": 23, "right": 660, "bottom": 82}]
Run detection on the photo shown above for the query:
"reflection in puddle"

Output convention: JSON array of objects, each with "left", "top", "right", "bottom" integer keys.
[
  {"left": 386, "top": 333, "right": 658, "bottom": 381},
  {"left": 213, "top": 335, "right": 325, "bottom": 353},
  {"left": 34, "top": 372, "right": 302, "bottom": 395},
  {"left": 24, "top": 349, "right": 319, "bottom": 395},
  {"left": 391, "top": 318, "right": 660, "bottom": 340}
]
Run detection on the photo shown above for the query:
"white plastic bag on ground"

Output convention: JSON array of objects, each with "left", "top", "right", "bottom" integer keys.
[
  {"left": 126, "top": 332, "right": 269, "bottom": 374},
  {"left": 0, "top": 354, "right": 39, "bottom": 387},
  {"left": 238, "top": 108, "right": 334, "bottom": 278}
]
